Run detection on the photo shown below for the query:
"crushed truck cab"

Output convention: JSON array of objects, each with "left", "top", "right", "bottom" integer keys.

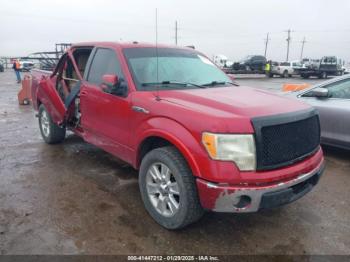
[{"left": 31, "top": 42, "right": 324, "bottom": 229}]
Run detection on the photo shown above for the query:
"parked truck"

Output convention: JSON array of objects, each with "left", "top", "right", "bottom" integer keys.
[
  {"left": 270, "top": 61, "right": 303, "bottom": 78},
  {"left": 299, "top": 56, "right": 344, "bottom": 79},
  {"left": 31, "top": 42, "right": 324, "bottom": 229}
]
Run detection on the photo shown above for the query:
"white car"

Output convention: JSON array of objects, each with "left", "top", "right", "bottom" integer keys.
[
  {"left": 19, "top": 60, "right": 35, "bottom": 72},
  {"left": 270, "top": 61, "right": 303, "bottom": 78}
]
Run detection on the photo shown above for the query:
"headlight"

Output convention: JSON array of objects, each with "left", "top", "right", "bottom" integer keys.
[{"left": 202, "top": 132, "right": 256, "bottom": 171}]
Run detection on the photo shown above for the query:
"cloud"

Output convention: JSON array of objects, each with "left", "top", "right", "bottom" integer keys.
[{"left": 0, "top": 0, "right": 349, "bottom": 62}]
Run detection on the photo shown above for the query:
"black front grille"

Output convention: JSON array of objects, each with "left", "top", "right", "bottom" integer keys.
[{"left": 253, "top": 109, "right": 320, "bottom": 170}]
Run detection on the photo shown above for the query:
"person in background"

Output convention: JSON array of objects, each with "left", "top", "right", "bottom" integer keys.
[
  {"left": 265, "top": 60, "right": 271, "bottom": 77},
  {"left": 13, "top": 59, "right": 21, "bottom": 83}
]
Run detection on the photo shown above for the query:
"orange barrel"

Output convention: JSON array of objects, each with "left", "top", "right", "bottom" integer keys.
[{"left": 17, "top": 75, "right": 32, "bottom": 105}]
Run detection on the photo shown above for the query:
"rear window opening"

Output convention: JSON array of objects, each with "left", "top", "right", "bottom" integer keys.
[
  {"left": 73, "top": 48, "right": 93, "bottom": 78},
  {"left": 55, "top": 47, "right": 93, "bottom": 101}
]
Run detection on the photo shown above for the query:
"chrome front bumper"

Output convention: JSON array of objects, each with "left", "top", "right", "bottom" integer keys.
[{"left": 197, "top": 163, "right": 325, "bottom": 213}]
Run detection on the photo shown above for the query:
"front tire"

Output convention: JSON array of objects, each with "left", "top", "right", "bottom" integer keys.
[
  {"left": 38, "top": 104, "right": 66, "bottom": 144},
  {"left": 139, "top": 146, "right": 204, "bottom": 229}
]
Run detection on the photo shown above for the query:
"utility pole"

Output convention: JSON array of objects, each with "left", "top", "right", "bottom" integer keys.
[
  {"left": 264, "top": 32, "right": 270, "bottom": 57},
  {"left": 286, "top": 29, "right": 292, "bottom": 61},
  {"left": 300, "top": 37, "right": 306, "bottom": 60},
  {"left": 175, "top": 20, "right": 178, "bottom": 45}
]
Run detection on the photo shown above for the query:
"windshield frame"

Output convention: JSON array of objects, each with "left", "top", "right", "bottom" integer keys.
[{"left": 122, "top": 47, "right": 232, "bottom": 91}]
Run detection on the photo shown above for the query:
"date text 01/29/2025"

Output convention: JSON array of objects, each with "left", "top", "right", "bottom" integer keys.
[{"left": 127, "top": 255, "right": 220, "bottom": 261}]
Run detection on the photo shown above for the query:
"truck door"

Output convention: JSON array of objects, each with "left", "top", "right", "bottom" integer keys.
[
  {"left": 317, "top": 79, "right": 350, "bottom": 147},
  {"left": 320, "top": 56, "right": 337, "bottom": 74},
  {"left": 36, "top": 54, "right": 71, "bottom": 125},
  {"left": 80, "top": 48, "right": 132, "bottom": 163},
  {"left": 38, "top": 77, "right": 66, "bottom": 124}
]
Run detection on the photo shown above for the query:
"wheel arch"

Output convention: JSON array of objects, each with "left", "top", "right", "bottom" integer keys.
[{"left": 135, "top": 130, "right": 202, "bottom": 178}]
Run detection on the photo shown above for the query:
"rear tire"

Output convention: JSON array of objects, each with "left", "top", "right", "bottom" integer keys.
[
  {"left": 139, "top": 146, "right": 204, "bottom": 229},
  {"left": 38, "top": 104, "right": 66, "bottom": 144}
]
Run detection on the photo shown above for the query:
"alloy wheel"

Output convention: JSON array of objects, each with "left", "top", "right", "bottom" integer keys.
[
  {"left": 40, "top": 110, "right": 50, "bottom": 137},
  {"left": 146, "top": 162, "right": 180, "bottom": 217}
]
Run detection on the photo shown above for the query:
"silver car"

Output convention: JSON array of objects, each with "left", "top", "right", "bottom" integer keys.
[{"left": 289, "top": 75, "right": 350, "bottom": 150}]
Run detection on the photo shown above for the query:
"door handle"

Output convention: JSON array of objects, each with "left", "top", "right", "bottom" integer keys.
[
  {"left": 80, "top": 91, "right": 87, "bottom": 96},
  {"left": 132, "top": 106, "right": 149, "bottom": 114}
]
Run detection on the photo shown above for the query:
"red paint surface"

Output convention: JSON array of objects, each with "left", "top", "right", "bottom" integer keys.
[{"left": 30, "top": 42, "right": 324, "bottom": 209}]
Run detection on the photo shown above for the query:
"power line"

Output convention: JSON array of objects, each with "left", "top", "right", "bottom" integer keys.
[{"left": 264, "top": 32, "right": 270, "bottom": 57}]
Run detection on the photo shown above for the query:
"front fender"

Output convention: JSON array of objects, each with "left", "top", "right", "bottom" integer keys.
[{"left": 134, "top": 117, "right": 205, "bottom": 178}]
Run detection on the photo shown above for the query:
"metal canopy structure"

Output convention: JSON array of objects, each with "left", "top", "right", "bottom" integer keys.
[
  {"left": 1, "top": 43, "right": 72, "bottom": 70},
  {"left": 24, "top": 43, "right": 72, "bottom": 70}
]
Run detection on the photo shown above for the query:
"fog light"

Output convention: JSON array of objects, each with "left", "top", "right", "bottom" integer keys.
[{"left": 233, "top": 195, "right": 251, "bottom": 209}]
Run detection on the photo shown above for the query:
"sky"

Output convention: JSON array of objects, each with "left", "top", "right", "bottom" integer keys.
[{"left": 0, "top": 0, "right": 350, "bottom": 62}]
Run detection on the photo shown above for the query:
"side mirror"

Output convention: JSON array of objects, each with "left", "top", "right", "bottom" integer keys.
[
  {"left": 101, "top": 74, "right": 127, "bottom": 97},
  {"left": 102, "top": 74, "right": 118, "bottom": 88},
  {"left": 310, "top": 87, "right": 329, "bottom": 98}
]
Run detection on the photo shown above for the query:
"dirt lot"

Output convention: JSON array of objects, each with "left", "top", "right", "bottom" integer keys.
[{"left": 0, "top": 70, "right": 349, "bottom": 255}]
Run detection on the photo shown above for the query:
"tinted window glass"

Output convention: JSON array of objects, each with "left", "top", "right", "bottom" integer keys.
[
  {"left": 281, "top": 62, "right": 290, "bottom": 66},
  {"left": 292, "top": 62, "right": 302, "bottom": 67},
  {"left": 326, "top": 79, "right": 350, "bottom": 99},
  {"left": 87, "top": 48, "right": 123, "bottom": 85},
  {"left": 123, "top": 47, "right": 230, "bottom": 91}
]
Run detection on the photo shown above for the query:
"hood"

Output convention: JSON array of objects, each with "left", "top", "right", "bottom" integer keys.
[{"left": 159, "top": 86, "right": 311, "bottom": 119}]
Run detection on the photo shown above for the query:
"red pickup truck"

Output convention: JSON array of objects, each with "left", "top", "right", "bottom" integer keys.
[{"left": 31, "top": 42, "right": 324, "bottom": 229}]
